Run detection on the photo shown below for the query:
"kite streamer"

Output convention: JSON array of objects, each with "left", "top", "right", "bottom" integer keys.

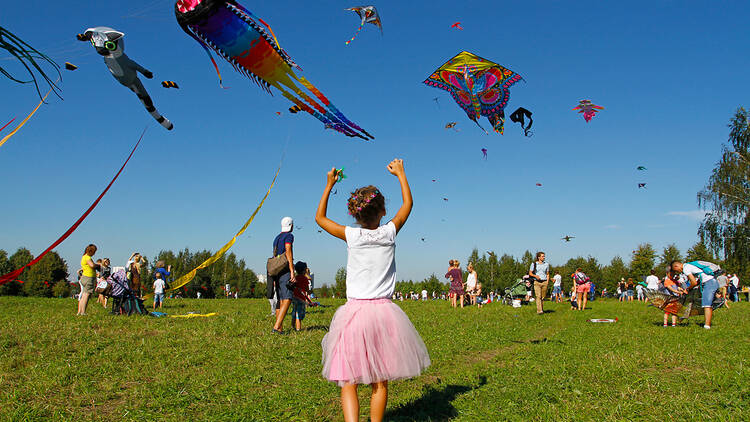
[
  {"left": 0, "top": 117, "right": 16, "bottom": 133},
  {"left": 0, "top": 86, "right": 53, "bottom": 148},
  {"left": 0, "top": 129, "right": 146, "bottom": 285},
  {"left": 170, "top": 312, "right": 218, "bottom": 318},
  {"left": 159, "top": 163, "right": 282, "bottom": 296}
]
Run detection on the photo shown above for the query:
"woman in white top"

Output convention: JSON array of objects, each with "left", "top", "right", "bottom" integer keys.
[
  {"left": 466, "top": 263, "right": 478, "bottom": 305},
  {"left": 316, "top": 159, "right": 430, "bottom": 422}
]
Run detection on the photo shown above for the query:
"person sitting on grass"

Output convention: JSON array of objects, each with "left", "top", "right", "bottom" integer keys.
[
  {"left": 569, "top": 286, "right": 578, "bottom": 310},
  {"left": 662, "top": 271, "right": 687, "bottom": 327},
  {"left": 153, "top": 272, "right": 166, "bottom": 310},
  {"left": 291, "top": 261, "right": 313, "bottom": 331}
]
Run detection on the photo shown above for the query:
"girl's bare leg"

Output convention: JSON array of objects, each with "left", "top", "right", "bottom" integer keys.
[
  {"left": 581, "top": 292, "right": 588, "bottom": 310},
  {"left": 460, "top": 295, "right": 465, "bottom": 308},
  {"left": 370, "top": 381, "right": 388, "bottom": 422},
  {"left": 341, "top": 384, "right": 359, "bottom": 422}
]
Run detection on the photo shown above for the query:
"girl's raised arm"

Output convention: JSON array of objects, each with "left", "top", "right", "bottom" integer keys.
[
  {"left": 387, "top": 159, "right": 412, "bottom": 233},
  {"left": 315, "top": 167, "right": 346, "bottom": 241}
]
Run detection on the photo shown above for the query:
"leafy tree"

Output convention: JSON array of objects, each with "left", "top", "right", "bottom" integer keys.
[
  {"left": 601, "top": 256, "right": 629, "bottom": 293},
  {"left": 52, "top": 281, "right": 71, "bottom": 298},
  {"left": 658, "top": 244, "right": 683, "bottom": 277},
  {"left": 698, "top": 107, "right": 750, "bottom": 281},
  {"left": 23, "top": 252, "right": 68, "bottom": 297},
  {"left": 334, "top": 267, "right": 347, "bottom": 297},
  {"left": 0, "top": 249, "right": 22, "bottom": 296},
  {"left": 420, "top": 274, "right": 446, "bottom": 295},
  {"left": 629, "top": 243, "right": 657, "bottom": 282},
  {"left": 685, "top": 242, "right": 715, "bottom": 263}
]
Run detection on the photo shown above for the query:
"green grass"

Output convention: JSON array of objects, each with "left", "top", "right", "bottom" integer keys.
[{"left": 1, "top": 296, "right": 749, "bottom": 421}]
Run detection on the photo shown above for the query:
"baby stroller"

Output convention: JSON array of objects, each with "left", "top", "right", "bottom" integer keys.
[
  {"left": 109, "top": 267, "right": 149, "bottom": 316},
  {"left": 502, "top": 279, "right": 528, "bottom": 305}
]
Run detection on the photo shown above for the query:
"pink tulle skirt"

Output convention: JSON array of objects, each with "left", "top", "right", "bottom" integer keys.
[{"left": 322, "top": 298, "right": 430, "bottom": 386}]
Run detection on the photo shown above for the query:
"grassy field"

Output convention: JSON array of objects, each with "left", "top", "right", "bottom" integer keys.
[{"left": 1, "top": 296, "right": 749, "bottom": 421}]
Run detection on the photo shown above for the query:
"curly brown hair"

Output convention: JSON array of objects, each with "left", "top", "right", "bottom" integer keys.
[{"left": 347, "top": 185, "right": 385, "bottom": 226}]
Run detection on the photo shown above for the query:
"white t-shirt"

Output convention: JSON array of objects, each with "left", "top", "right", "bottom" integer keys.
[
  {"left": 730, "top": 275, "right": 739, "bottom": 288},
  {"left": 153, "top": 279, "right": 166, "bottom": 294},
  {"left": 682, "top": 263, "right": 714, "bottom": 284},
  {"left": 466, "top": 272, "right": 477, "bottom": 290},
  {"left": 421, "top": 289, "right": 428, "bottom": 299},
  {"left": 344, "top": 221, "right": 397, "bottom": 299},
  {"left": 646, "top": 275, "right": 660, "bottom": 290},
  {"left": 553, "top": 274, "right": 562, "bottom": 287}
]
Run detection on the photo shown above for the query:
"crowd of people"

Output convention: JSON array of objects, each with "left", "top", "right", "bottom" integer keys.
[{"left": 75, "top": 245, "right": 170, "bottom": 315}]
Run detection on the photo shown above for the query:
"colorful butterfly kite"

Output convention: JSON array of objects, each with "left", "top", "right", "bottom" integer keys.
[
  {"left": 572, "top": 99, "right": 604, "bottom": 122},
  {"left": 424, "top": 51, "right": 523, "bottom": 134},
  {"left": 345, "top": 6, "right": 383, "bottom": 45},
  {"left": 175, "top": 0, "right": 373, "bottom": 140},
  {"left": 509, "top": 107, "right": 533, "bottom": 136}
]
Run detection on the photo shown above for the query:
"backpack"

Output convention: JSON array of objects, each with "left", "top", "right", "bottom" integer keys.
[
  {"left": 686, "top": 261, "right": 720, "bottom": 277},
  {"left": 574, "top": 272, "right": 589, "bottom": 285}
]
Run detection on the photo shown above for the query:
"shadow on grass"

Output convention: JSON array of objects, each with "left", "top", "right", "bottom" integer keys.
[
  {"left": 384, "top": 376, "right": 487, "bottom": 421},
  {"left": 302, "top": 325, "right": 329, "bottom": 332},
  {"left": 510, "top": 338, "right": 562, "bottom": 345}
]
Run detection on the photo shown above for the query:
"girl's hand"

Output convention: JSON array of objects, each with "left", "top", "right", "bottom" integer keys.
[
  {"left": 387, "top": 159, "right": 405, "bottom": 177},
  {"left": 326, "top": 167, "right": 338, "bottom": 187}
]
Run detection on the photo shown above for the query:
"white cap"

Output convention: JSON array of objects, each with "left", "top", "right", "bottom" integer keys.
[{"left": 281, "top": 216, "right": 293, "bottom": 232}]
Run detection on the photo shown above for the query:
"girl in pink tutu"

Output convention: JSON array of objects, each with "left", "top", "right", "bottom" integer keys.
[{"left": 315, "top": 159, "right": 431, "bottom": 422}]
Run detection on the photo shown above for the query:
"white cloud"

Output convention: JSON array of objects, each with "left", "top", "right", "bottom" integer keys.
[{"left": 666, "top": 210, "right": 707, "bottom": 221}]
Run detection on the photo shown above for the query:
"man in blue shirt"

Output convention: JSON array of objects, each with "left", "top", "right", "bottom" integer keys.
[{"left": 589, "top": 281, "right": 596, "bottom": 301}]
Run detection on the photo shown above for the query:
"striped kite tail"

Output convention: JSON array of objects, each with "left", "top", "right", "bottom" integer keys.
[
  {"left": 345, "top": 24, "right": 364, "bottom": 45},
  {"left": 297, "top": 76, "right": 374, "bottom": 140}
]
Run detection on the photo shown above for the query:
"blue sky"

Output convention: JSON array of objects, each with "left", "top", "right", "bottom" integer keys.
[{"left": 1, "top": 0, "right": 748, "bottom": 285}]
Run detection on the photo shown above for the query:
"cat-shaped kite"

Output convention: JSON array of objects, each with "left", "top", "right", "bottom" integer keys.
[{"left": 77, "top": 27, "right": 173, "bottom": 130}]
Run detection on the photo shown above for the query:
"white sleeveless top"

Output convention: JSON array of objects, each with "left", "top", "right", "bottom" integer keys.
[
  {"left": 344, "top": 221, "right": 397, "bottom": 299},
  {"left": 466, "top": 272, "right": 477, "bottom": 289}
]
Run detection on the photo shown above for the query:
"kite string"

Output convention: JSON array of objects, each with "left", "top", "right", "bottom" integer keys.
[
  {"left": 0, "top": 117, "right": 16, "bottom": 133},
  {"left": 0, "top": 129, "right": 147, "bottom": 285},
  {"left": 0, "top": 81, "right": 56, "bottom": 148},
  {"left": 155, "top": 155, "right": 285, "bottom": 297}
]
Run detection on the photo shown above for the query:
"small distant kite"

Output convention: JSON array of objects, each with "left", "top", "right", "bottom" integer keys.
[
  {"left": 572, "top": 99, "right": 604, "bottom": 122},
  {"left": 443, "top": 198, "right": 449, "bottom": 201},
  {"left": 64, "top": 62, "right": 78, "bottom": 71},
  {"left": 431, "top": 179, "right": 437, "bottom": 182},
  {"left": 561, "top": 235, "right": 575, "bottom": 242},
  {"left": 425, "top": 51, "right": 523, "bottom": 134},
  {"left": 161, "top": 81, "right": 179, "bottom": 89},
  {"left": 445, "top": 122, "right": 458, "bottom": 130},
  {"left": 432, "top": 97, "right": 440, "bottom": 107},
  {"left": 275, "top": 111, "right": 282, "bottom": 116},
  {"left": 638, "top": 183, "right": 647, "bottom": 189},
  {"left": 288, "top": 105, "right": 302, "bottom": 114},
  {"left": 481, "top": 148, "right": 487, "bottom": 159},
  {"left": 451, "top": 22, "right": 463, "bottom": 30},
  {"left": 509, "top": 107, "right": 533, "bottom": 136},
  {"left": 420, "top": 237, "right": 426, "bottom": 242},
  {"left": 535, "top": 183, "right": 542, "bottom": 187},
  {"left": 637, "top": 166, "right": 647, "bottom": 171},
  {"left": 345, "top": 6, "right": 382, "bottom": 45}
]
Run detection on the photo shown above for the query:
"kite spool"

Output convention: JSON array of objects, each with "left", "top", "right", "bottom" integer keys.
[{"left": 587, "top": 318, "right": 618, "bottom": 323}]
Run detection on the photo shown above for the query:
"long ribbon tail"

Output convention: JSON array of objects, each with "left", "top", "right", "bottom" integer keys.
[
  {"left": 0, "top": 129, "right": 146, "bottom": 285},
  {"left": 0, "top": 86, "right": 53, "bottom": 148},
  {"left": 0, "top": 117, "right": 17, "bottom": 133},
  {"left": 297, "top": 76, "right": 374, "bottom": 139},
  {"left": 157, "top": 163, "right": 282, "bottom": 296},
  {"left": 345, "top": 24, "right": 364, "bottom": 45},
  {"left": 182, "top": 25, "right": 228, "bottom": 89},
  {"left": 274, "top": 77, "right": 365, "bottom": 139}
]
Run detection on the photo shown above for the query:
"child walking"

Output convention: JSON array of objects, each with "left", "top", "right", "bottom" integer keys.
[{"left": 316, "top": 159, "right": 430, "bottom": 422}]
